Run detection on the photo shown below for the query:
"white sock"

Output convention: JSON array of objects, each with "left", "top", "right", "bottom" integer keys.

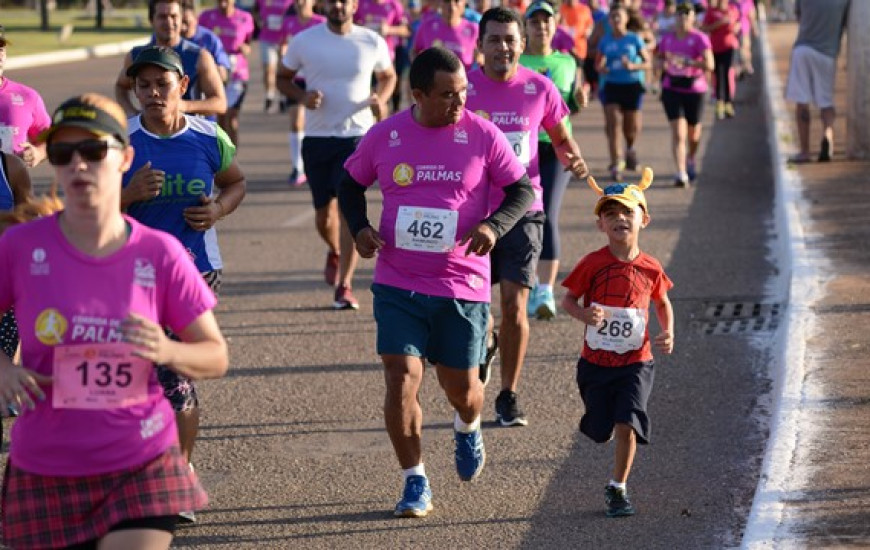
[
  {"left": 609, "top": 480, "right": 626, "bottom": 490},
  {"left": 403, "top": 464, "right": 426, "bottom": 479},
  {"left": 454, "top": 412, "right": 481, "bottom": 433},
  {"left": 538, "top": 283, "right": 552, "bottom": 293},
  {"left": 288, "top": 132, "right": 304, "bottom": 172}
]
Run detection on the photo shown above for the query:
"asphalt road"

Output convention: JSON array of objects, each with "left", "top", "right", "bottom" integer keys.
[{"left": 9, "top": 45, "right": 780, "bottom": 549}]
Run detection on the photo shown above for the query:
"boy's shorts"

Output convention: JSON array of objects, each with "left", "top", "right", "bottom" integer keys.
[
  {"left": 372, "top": 283, "right": 489, "bottom": 369},
  {"left": 259, "top": 40, "right": 280, "bottom": 66},
  {"left": 575, "top": 358, "right": 654, "bottom": 444},
  {"left": 491, "top": 211, "right": 545, "bottom": 288}
]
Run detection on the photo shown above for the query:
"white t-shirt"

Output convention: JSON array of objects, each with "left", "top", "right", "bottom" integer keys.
[{"left": 282, "top": 23, "right": 393, "bottom": 137}]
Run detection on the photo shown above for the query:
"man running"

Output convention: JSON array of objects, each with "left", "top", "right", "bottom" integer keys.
[
  {"left": 338, "top": 47, "right": 533, "bottom": 517},
  {"left": 115, "top": 0, "right": 227, "bottom": 117},
  {"left": 0, "top": 26, "right": 51, "bottom": 167},
  {"left": 466, "top": 6, "right": 588, "bottom": 426},
  {"left": 277, "top": 0, "right": 396, "bottom": 310}
]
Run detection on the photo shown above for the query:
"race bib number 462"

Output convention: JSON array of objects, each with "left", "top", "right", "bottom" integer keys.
[
  {"left": 52, "top": 343, "right": 151, "bottom": 410},
  {"left": 395, "top": 206, "right": 458, "bottom": 253},
  {"left": 584, "top": 303, "right": 646, "bottom": 355}
]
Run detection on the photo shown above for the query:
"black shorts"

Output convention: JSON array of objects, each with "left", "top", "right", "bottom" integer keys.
[
  {"left": 64, "top": 516, "right": 178, "bottom": 550},
  {"left": 660, "top": 88, "right": 705, "bottom": 126},
  {"left": 601, "top": 81, "right": 645, "bottom": 111},
  {"left": 283, "top": 78, "right": 307, "bottom": 106},
  {"left": 491, "top": 211, "right": 545, "bottom": 288},
  {"left": 301, "top": 136, "right": 361, "bottom": 210},
  {"left": 575, "top": 358, "right": 654, "bottom": 444}
]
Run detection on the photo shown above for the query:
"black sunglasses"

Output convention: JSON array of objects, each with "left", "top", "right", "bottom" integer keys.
[{"left": 47, "top": 138, "right": 125, "bottom": 166}]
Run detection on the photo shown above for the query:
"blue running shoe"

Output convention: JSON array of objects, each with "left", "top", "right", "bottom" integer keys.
[
  {"left": 454, "top": 427, "right": 486, "bottom": 481},
  {"left": 534, "top": 287, "right": 556, "bottom": 320},
  {"left": 394, "top": 475, "right": 433, "bottom": 518},
  {"left": 527, "top": 285, "right": 542, "bottom": 318},
  {"left": 686, "top": 159, "right": 697, "bottom": 182}
]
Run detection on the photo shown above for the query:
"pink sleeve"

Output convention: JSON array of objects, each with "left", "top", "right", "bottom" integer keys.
[
  {"left": 343, "top": 132, "right": 377, "bottom": 187},
  {"left": 159, "top": 238, "right": 217, "bottom": 334},
  {"left": 28, "top": 93, "right": 51, "bottom": 143}
]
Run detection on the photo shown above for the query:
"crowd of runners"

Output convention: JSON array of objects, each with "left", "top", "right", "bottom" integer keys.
[{"left": 0, "top": 0, "right": 816, "bottom": 547}]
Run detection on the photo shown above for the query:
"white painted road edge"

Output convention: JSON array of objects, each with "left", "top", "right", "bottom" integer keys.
[
  {"left": 741, "top": 19, "right": 831, "bottom": 549},
  {"left": 4, "top": 37, "right": 148, "bottom": 71}
]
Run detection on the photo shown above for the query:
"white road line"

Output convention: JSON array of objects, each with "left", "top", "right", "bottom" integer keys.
[{"left": 742, "top": 19, "right": 831, "bottom": 549}]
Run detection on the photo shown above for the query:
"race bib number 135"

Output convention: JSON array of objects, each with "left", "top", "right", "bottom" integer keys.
[{"left": 53, "top": 343, "right": 151, "bottom": 410}]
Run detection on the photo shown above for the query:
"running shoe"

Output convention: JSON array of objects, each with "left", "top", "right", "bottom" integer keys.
[
  {"left": 178, "top": 510, "right": 197, "bottom": 524},
  {"left": 674, "top": 174, "right": 690, "bottom": 188},
  {"left": 495, "top": 389, "right": 528, "bottom": 427},
  {"left": 394, "top": 475, "right": 433, "bottom": 518},
  {"left": 288, "top": 168, "right": 307, "bottom": 187},
  {"left": 279, "top": 97, "right": 288, "bottom": 114},
  {"left": 333, "top": 284, "right": 359, "bottom": 310},
  {"left": 479, "top": 331, "right": 498, "bottom": 387},
  {"left": 624, "top": 149, "right": 638, "bottom": 171},
  {"left": 324, "top": 251, "right": 340, "bottom": 287},
  {"left": 533, "top": 287, "right": 557, "bottom": 320},
  {"left": 605, "top": 485, "right": 636, "bottom": 518},
  {"left": 263, "top": 97, "right": 274, "bottom": 113},
  {"left": 686, "top": 159, "right": 697, "bottom": 182},
  {"left": 715, "top": 101, "right": 725, "bottom": 120},
  {"left": 724, "top": 102, "right": 735, "bottom": 118},
  {"left": 609, "top": 160, "right": 625, "bottom": 182},
  {"left": 819, "top": 137, "right": 832, "bottom": 162},
  {"left": 454, "top": 426, "right": 486, "bottom": 481}
]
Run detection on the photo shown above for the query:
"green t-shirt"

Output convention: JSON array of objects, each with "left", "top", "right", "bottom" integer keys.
[{"left": 519, "top": 52, "right": 578, "bottom": 144}]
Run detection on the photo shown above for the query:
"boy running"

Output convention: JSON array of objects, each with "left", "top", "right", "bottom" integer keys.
[{"left": 560, "top": 167, "right": 674, "bottom": 518}]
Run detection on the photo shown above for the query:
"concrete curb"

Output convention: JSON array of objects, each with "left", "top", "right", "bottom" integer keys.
[{"left": 5, "top": 37, "right": 148, "bottom": 71}]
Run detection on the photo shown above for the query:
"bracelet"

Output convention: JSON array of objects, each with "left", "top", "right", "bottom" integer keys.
[{"left": 215, "top": 198, "right": 226, "bottom": 219}]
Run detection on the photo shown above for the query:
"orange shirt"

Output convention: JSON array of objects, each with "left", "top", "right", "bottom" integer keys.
[{"left": 559, "top": 2, "right": 594, "bottom": 59}]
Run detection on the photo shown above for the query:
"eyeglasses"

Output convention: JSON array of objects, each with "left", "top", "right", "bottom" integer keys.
[{"left": 47, "top": 138, "right": 125, "bottom": 166}]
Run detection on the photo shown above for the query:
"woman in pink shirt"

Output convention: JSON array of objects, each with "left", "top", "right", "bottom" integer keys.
[
  {"left": 0, "top": 93, "right": 228, "bottom": 550},
  {"left": 701, "top": 0, "right": 740, "bottom": 119}
]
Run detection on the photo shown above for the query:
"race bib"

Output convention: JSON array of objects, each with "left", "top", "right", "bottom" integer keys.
[
  {"left": 0, "top": 125, "right": 14, "bottom": 154},
  {"left": 267, "top": 14, "right": 283, "bottom": 30},
  {"left": 53, "top": 343, "right": 151, "bottom": 410},
  {"left": 395, "top": 206, "right": 458, "bottom": 253},
  {"left": 505, "top": 130, "right": 531, "bottom": 166},
  {"left": 584, "top": 303, "right": 646, "bottom": 355}
]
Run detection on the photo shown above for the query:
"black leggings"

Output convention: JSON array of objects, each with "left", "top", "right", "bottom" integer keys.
[
  {"left": 538, "top": 141, "right": 572, "bottom": 261},
  {"left": 63, "top": 516, "right": 178, "bottom": 550},
  {"left": 713, "top": 49, "right": 735, "bottom": 102}
]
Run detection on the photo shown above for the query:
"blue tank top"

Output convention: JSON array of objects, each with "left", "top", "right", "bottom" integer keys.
[
  {"left": 0, "top": 153, "right": 15, "bottom": 212},
  {"left": 123, "top": 114, "right": 236, "bottom": 272}
]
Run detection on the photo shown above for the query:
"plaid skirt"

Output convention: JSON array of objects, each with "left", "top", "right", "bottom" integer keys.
[{"left": 1, "top": 445, "right": 207, "bottom": 549}]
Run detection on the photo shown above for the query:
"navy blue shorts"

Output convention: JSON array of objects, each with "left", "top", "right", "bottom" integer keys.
[
  {"left": 601, "top": 81, "right": 645, "bottom": 112},
  {"left": 491, "top": 211, "right": 545, "bottom": 288},
  {"left": 575, "top": 358, "right": 654, "bottom": 444},
  {"left": 372, "top": 283, "right": 489, "bottom": 369},
  {"left": 301, "top": 136, "right": 360, "bottom": 210}
]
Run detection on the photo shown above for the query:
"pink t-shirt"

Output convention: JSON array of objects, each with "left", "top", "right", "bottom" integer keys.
[
  {"left": 0, "top": 215, "right": 216, "bottom": 476},
  {"left": 0, "top": 78, "right": 51, "bottom": 156},
  {"left": 552, "top": 26, "right": 575, "bottom": 54},
  {"left": 466, "top": 65, "right": 569, "bottom": 213},
  {"left": 355, "top": 0, "right": 407, "bottom": 60},
  {"left": 659, "top": 29, "right": 712, "bottom": 94},
  {"left": 257, "top": 0, "right": 294, "bottom": 43},
  {"left": 344, "top": 108, "right": 526, "bottom": 302},
  {"left": 199, "top": 8, "right": 256, "bottom": 80},
  {"left": 640, "top": 0, "right": 663, "bottom": 20},
  {"left": 412, "top": 16, "right": 479, "bottom": 70},
  {"left": 702, "top": 5, "right": 740, "bottom": 52},
  {"left": 281, "top": 12, "right": 326, "bottom": 44}
]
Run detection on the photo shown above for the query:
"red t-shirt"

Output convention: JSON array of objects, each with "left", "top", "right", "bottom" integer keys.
[
  {"left": 562, "top": 246, "right": 673, "bottom": 367},
  {"left": 703, "top": 5, "right": 740, "bottom": 53}
]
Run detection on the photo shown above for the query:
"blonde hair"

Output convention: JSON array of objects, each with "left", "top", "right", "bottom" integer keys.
[{"left": 0, "top": 190, "right": 64, "bottom": 234}]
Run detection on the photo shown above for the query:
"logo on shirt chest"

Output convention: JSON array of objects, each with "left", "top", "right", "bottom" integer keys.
[
  {"left": 393, "top": 163, "right": 414, "bottom": 186},
  {"left": 134, "top": 259, "right": 156, "bottom": 288},
  {"left": 10, "top": 94, "right": 24, "bottom": 107},
  {"left": 35, "top": 308, "right": 68, "bottom": 345}
]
